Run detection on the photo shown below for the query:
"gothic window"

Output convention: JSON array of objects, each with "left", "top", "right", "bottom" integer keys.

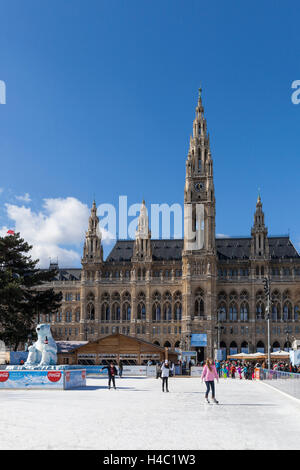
[
  {"left": 137, "top": 303, "right": 146, "bottom": 321},
  {"left": 164, "top": 341, "right": 171, "bottom": 348},
  {"left": 75, "top": 309, "right": 80, "bottom": 322},
  {"left": 194, "top": 288, "right": 205, "bottom": 318},
  {"left": 163, "top": 303, "right": 172, "bottom": 322},
  {"left": 218, "top": 303, "right": 227, "bottom": 321},
  {"left": 272, "top": 304, "right": 280, "bottom": 322},
  {"left": 240, "top": 302, "right": 249, "bottom": 322},
  {"left": 86, "top": 303, "right": 95, "bottom": 321},
  {"left": 152, "top": 303, "right": 161, "bottom": 322},
  {"left": 122, "top": 303, "right": 131, "bottom": 322},
  {"left": 283, "top": 302, "right": 292, "bottom": 321},
  {"left": 229, "top": 303, "right": 238, "bottom": 321},
  {"left": 101, "top": 303, "right": 110, "bottom": 322},
  {"left": 112, "top": 303, "right": 120, "bottom": 322},
  {"left": 294, "top": 305, "right": 299, "bottom": 321},
  {"left": 174, "top": 303, "right": 182, "bottom": 321},
  {"left": 257, "top": 341, "right": 265, "bottom": 353},
  {"left": 256, "top": 302, "right": 265, "bottom": 320}
]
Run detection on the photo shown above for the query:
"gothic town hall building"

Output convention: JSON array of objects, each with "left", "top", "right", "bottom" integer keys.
[{"left": 43, "top": 91, "right": 300, "bottom": 362}]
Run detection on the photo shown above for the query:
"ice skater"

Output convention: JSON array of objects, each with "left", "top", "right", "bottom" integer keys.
[
  {"left": 161, "top": 359, "right": 170, "bottom": 392},
  {"left": 101, "top": 362, "right": 118, "bottom": 389},
  {"left": 201, "top": 358, "right": 219, "bottom": 404}
]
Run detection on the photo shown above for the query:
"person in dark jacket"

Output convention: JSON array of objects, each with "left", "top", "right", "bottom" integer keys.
[
  {"left": 118, "top": 360, "right": 123, "bottom": 378},
  {"left": 101, "top": 362, "right": 118, "bottom": 389}
]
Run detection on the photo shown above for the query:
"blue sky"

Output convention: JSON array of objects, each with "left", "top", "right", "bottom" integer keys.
[{"left": 0, "top": 0, "right": 299, "bottom": 266}]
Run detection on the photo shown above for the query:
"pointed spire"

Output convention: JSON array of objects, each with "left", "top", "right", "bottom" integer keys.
[
  {"left": 136, "top": 200, "right": 150, "bottom": 239},
  {"left": 82, "top": 200, "right": 103, "bottom": 262},
  {"left": 132, "top": 200, "right": 152, "bottom": 262},
  {"left": 251, "top": 194, "right": 269, "bottom": 259}
]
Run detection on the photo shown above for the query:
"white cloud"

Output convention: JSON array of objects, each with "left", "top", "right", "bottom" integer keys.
[
  {"left": 1, "top": 197, "right": 114, "bottom": 268},
  {"left": 0, "top": 188, "right": 3, "bottom": 195},
  {"left": 15, "top": 193, "right": 31, "bottom": 203}
]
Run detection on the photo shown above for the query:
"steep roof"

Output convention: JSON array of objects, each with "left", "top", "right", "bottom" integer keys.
[{"left": 106, "top": 236, "right": 299, "bottom": 262}]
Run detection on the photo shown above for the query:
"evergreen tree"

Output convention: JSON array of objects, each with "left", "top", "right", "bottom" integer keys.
[{"left": 0, "top": 233, "right": 62, "bottom": 350}]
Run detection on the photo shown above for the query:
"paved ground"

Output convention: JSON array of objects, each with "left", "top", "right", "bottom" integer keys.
[{"left": 0, "top": 376, "right": 300, "bottom": 450}]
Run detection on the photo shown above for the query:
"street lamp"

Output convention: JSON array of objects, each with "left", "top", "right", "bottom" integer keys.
[
  {"left": 215, "top": 310, "right": 225, "bottom": 359},
  {"left": 263, "top": 277, "right": 271, "bottom": 369}
]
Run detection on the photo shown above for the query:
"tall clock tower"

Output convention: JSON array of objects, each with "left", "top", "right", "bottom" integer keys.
[{"left": 182, "top": 88, "right": 217, "bottom": 359}]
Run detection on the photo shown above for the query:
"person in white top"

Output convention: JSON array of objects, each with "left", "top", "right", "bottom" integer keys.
[{"left": 161, "top": 360, "right": 170, "bottom": 392}]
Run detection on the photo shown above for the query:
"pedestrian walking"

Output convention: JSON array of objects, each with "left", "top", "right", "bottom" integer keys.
[
  {"left": 156, "top": 362, "right": 162, "bottom": 379},
  {"left": 161, "top": 359, "right": 170, "bottom": 392},
  {"left": 201, "top": 358, "right": 219, "bottom": 404},
  {"left": 118, "top": 360, "right": 123, "bottom": 378},
  {"left": 101, "top": 362, "right": 118, "bottom": 389}
]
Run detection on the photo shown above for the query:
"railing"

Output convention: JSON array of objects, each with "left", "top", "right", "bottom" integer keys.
[{"left": 259, "top": 368, "right": 300, "bottom": 400}]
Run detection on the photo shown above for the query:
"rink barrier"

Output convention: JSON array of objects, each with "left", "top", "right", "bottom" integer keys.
[
  {"left": 190, "top": 366, "right": 203, "bottom": 376},
  {"left": 83, "top": 365, "right": 156, "bottom": 376},
  {"left": 258, "top": 369, "right": 300, "bottom": 400},
  {"left": 0, "top": 369, "right": 86, "bottom": 389}
]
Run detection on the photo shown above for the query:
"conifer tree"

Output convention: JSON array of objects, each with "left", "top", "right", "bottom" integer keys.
[{"left": 0, "top": 233, "right": 62, "bottom": 350}]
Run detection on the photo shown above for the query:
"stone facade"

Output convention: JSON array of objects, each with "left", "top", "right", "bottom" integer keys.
[{"left": 40, "top": 90, "right": 300, "bottom": 362}]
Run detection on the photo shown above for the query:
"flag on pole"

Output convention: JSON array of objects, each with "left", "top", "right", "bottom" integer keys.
[{"left": 7, "top": 230, "right": 15, "bottom": 235}]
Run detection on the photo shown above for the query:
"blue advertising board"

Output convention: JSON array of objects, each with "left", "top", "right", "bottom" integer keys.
[
  {"left": 64, "top": 369, "right": 86, "bottom": 389},
  {"left": 0, "top": 370, "right": 64, "bottom": 389},
  {"left": 190, "top": 334, "right": 207, "bottom": 347}
]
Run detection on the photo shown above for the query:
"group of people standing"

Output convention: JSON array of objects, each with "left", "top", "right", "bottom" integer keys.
[{"left": 215, "top": 361, "right": 256, "bottom": 380}]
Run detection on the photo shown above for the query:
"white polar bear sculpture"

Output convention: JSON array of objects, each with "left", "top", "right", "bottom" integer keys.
[{"left": 25, "top": 324, "right": 57, "bottom": 367}]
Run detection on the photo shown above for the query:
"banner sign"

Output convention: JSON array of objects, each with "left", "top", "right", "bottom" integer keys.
[
  {"left": 0, "top": 370, "right": 64, "bottom": 389},
  {"left": 191, "top": 334, "right": 207, "bottom": 347},
  {"left": 190, "top": 366, "right": 203, "bottom": 376},
  {"left": 64, "top": 369, "right": 86, "bottom": 389},
  {"left": 0, "top": 369, "right": 86, "bottom": 389}
]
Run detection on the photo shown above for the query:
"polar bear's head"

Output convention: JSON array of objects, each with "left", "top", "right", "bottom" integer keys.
[{"left": 36, "top": 323, "right": 52, "bottom": 342}]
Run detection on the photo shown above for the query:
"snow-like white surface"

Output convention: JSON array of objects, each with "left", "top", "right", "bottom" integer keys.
[{"left": 1, "top": 376, "right": 300, "bottom": 450}]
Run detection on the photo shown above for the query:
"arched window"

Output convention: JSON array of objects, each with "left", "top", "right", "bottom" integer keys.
[
  {"left": 194, "top": 288, "right": 205, "bottom": 318},
  {"left": 241, "top": 341, "right": 249, "bottom": 353},
  {"left": 256, "top": 302, "right": 265, "bottom": 320},
  {"left": 101, "top": 303, "right": 110, "bottom": 322},
  {"left": 174, "top": 302, "right": 182, "bottom": 321},
  {"left": 256, "top": 341, "right": 265, "bottom": 353},
  {"left": 152, "top": 303, "right": 161, "bottom": 322},
  {"left": 283, "top": 301, "right": 292, "bottom": 321},
  {"left": 229, "top": 341, "right": 238, "bottom": 355},
  {"left": 164, "top": 341, "right": 171, "bottom": 348},
  {"left": 229, "top": 303, "right": 238, "bottom": 321},
  {"left": 112, "top": 302, "right": 120, "bottom": 322},
  {"left": 75, "top": 309, "right": 80, "bottom": 322},
  {"left": 122, "top": 303, "right": 131, "bottom": 322},
  {"left": 163, "top": 303, "right": 172, "bottom": 322},
  {"left": 174, "top": 341, "right": 180, "bottom": 348},
  {"left": 137, "top": 292, "right": 146, "bottom": 321},
  {"left": 272, "top": 341, "right": 280, "bottom": 351},
  {"left": 218, "top": 303, "right": 227, "bottom": 321},
  {"left": 240, "top": 302, "right": 249, "bottom": 322},
  {"left": 86, "top": 303, "right": 95, "bottom": 321},
  {"left": 153, "top": 341, "right": 160, "bottom": 346},
  {"left": 294, "top": 304, "right": 299, "bottom": 321},
  {"left": 152, "top": 292, "right": 161, "bottom": 322},
  {"left": 137, "top": 303, "right": 146, "bottom": 321}
]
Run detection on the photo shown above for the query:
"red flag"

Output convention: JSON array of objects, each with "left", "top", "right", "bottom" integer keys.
[{"left": 7, "top": 230, "right": 15, "bottom": 235}]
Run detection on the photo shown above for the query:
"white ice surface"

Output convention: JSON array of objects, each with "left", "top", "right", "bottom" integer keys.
[{"left": 1, "top": 376, "right": 300, "bottom": 450}]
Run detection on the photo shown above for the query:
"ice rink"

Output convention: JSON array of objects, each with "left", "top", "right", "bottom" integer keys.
[{"left": 1, "top": 376, "right": 300, "bottom": 450}]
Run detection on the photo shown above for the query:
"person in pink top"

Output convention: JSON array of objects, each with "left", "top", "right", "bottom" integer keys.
[{"left": 201, "top": 358, "right": 219, "bottom": 404}]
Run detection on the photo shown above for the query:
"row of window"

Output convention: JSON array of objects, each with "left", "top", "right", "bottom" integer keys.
[{"left": 218, "top": 267, "right": 300, "bottom": 278}]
